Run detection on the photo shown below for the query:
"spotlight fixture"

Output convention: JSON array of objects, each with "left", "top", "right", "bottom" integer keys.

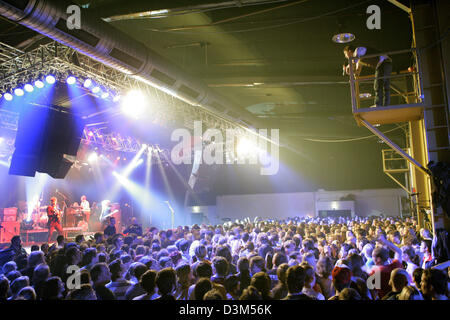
[
  {"left": 34, "top": 79, "right": 44, "bottom": 88},
  {"left": 83, "top": 78, "right": 92, "bottom": 88},
  {"left": 121, "top": 90, "right": 146, "bottom": 118},
  {"left": 332, "top": 32, "right": 355, "bottom": 43},
  {"left": 113, "top": 95, "right": 121, "bottom": 102},
  {"left": 45, "top": 75, "right": 56, "bottom": 84},
  {"left": 66, "top": 75, "right": 77, "bottom": 85},
  {"left": 92, "top": 86, "right": 101, "bottom": 94},
  {"left": 4, "top": 92, "right": 13, "bottom": 101},
  {"left": 88, "top": 152, "right": 98, "bottom": 162},
  {"left": 14, "top": 88, "right": 24, "bottom": 96},
  {"left": 24, "top": 83, "right": 34, "bottom": 92},
  {"left": 101, "top": 91, "right": 109, "bottom": 99}
]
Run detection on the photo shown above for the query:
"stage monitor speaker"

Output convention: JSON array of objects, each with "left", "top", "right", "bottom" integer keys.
[{"left": 9, "top": 105, "right": 85, "bottom": 178}]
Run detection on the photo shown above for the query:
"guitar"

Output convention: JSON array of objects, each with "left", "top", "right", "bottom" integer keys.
[{"left": 47, "top": 205, "right": 62, "bottom": 225}]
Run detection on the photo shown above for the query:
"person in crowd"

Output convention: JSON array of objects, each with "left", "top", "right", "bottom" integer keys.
[
  {"left": 33, "top": 263, "right": 50, "bottom": 300},
  {"left": 272, "top": 263, "right": 289, "bottom": 300},
  {"left": 194, "top": 278, "right": 213, "bottom": 300},
  {"left": 421, "top": 268, "right": 448, "bottom": 300},
  {"left": 133, "top": 270, "right": 157, "bottom": 300},
  {"left": 283, "top": 265, "right": 313, "bottom": 300},
  {"left": 236, "top": 257, "right": 251, "bottom": 293},
  {"left": 174, "top": 263, "right": 191, "bottom": 300},
  {"left": 91, "top": 263, "right": 115, "bottom": 300},
  {"left": 80, "top": 248, "right": 98, "bottom": 272},
  {"left": 67, "top": 284, "right": 97, "bottom": 300},
  {"left": 224, "top": 275, "right": 240, "bottom": 300},
  {"left": 420, "top": 239, "right": 434, "bottom": 269},
  {"left": 369, "top": 233, "right": 403, "bottom": 299},
  {"left": 398, "top": 285, "right": 424, "bottom": 300},
  {"left": 8, "top": 276, "right": 29, "bottom": 300},
  {"left": 154, "top": 268, "right": 177, "bottom": 300},
  {"left": 329, "top": 266, "right": 352, "bottom": 300},
  {"left": 240, "top": 285, "right": 262, "bottom": 300},
  {"left": 301, "top": 263, "right": 325, "bottom": 300},
  {"left": 0, "top": 236, "right": 28, "bottom": 267},
  {"left": 203, "top": 289, "right": 225, "bottom": 300},
  {"left": 0, "top": 275, "right": 10, "bottom": 301},
  {"left": 17, "top": 286, "right": 36, "bottom": 300},
  {"left": 382, "top": 268, "right": 409, "bottom": 300},
  {"left": 316, "top": 256, "right": 335, "bottom": 299},
  {"left": 211, "top": 256, "right": 229, "bottom": 286},
  {"left": 123, "top": 217, "right": 143, "bottom": 237},
  {"left": 338, "top": 288, "right": 361, "bottom": 300},
  {"left": 250, "top": 271, "right": 272, "bottom": 300},
  {"left": 125, "top": 262, "right": 148, "bottom": 300},
  {"left": 104, "top": 217, "right": 117, "bottom": 238},
  {"left": 105, "top": 259, "right": 131, "bottom": 300},
  {"left": 41, "top": 276, "right": 65, "bottom": 300},
  {"left": 402, "top": 245, "right": 419, "bottom": 284}
]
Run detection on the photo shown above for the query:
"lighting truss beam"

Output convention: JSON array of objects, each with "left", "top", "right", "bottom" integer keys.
[{"left": 0, "top": 41, "right": 250, "bottom": 135}]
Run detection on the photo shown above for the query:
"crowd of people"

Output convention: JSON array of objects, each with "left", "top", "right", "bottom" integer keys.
[{"left": 0, "top": 214, "right": 449, "bottom": 301}]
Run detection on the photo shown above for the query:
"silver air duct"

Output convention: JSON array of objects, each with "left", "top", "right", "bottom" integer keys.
[{"left": 0, "top": 0, "right": 256, "bottom": 128}]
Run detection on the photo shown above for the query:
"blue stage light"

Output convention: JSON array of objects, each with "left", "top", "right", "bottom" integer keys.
[
  {"left": 83, "top": 79, "right": 92, "bottom": 88},
  {"left": 45, "top": 75, "right": 56, "bottom": 84},
  {"left": 92, "top": 86, "right": 101, "bottom": 94},
  {"left": 101, "top": 91, "right": 109, "bottom": 99},
  {"left": 66, "top": 75, "right": 77, "bottom": 85},
  {"left": 24, "top": 84, "right": 34, "bottom": 92},
  {"left": 4, "top": 92, "right": 13, "bottom": 101},
  {"left": 14, "top": 88, "right": 24, "bottom": 96},
  {"left": 35, "top": 79, "right": 44, "bottom": 88}
]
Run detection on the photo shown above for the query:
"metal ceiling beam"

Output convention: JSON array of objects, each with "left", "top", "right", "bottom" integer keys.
[{"left": 101, "top": 0, "right": 291, "bottom": 21}]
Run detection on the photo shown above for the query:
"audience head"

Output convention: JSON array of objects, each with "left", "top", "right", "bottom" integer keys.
[
  {"left": 331, "top": 266, "right": 352, "bottom": 293},
  {"left": 155, "top": 268, "right": 176, "bottom": 296},
  {"left": 286, "top": 265, "right": 306, "bottom": 294},
  {"left": 194, "top": 278, "right": 213, "bottom": 300},
  {"left": 240, "top": 285, "right": 263, "bottom": 300},
  {"left": 140, "top": 270, "right": 157, "bottom": 295}
]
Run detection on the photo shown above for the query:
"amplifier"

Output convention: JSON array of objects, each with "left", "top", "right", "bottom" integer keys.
[
  {"left": 0, "top": 221, "right": 20, "bottom": 243},
  {"left": 3, "top": 208, "right": 17, "bottom": 222}
]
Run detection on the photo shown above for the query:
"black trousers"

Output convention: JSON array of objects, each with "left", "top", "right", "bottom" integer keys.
[{"left": 374, "top": 60, "right": 392, "bottom": 106}]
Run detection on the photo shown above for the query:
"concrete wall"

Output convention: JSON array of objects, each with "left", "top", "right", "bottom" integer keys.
[
  {"left": 216, "top": 192, "right": 316, "bottom": 221},
  {"left": 212, "top": 188, "right": 406, "bottom": 221}
]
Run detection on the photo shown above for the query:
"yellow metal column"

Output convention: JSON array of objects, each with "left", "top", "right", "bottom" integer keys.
[{"left": 409, "top": 119, "right": 432, "bottom": 229}]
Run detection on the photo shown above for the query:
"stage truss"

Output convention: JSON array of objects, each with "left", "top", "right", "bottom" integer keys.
[
  {"left": 0, "top": 41, "right": 258, "bottom": 163},
  {"left": 0, "top": 41, "right": 249, "bottom": 135}
]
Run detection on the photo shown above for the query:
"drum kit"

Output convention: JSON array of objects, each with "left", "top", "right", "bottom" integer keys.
[
  {"left": 22, "top": 206, "right": 48, "bottom": 229},
  {"left": 67, "top": 204, "right": 88, "bottom": 227}
]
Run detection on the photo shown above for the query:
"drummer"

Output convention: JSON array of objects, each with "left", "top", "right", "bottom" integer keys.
[{"left": 80, "top": 195, "right": 91, "bottom": 223}]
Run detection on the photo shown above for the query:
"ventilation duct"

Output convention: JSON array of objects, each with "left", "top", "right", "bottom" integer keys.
[{"left": 0, "top": 0, "right": 256, "bottom": 128}]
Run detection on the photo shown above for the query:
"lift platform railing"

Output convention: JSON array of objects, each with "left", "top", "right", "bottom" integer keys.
[{"left": 348, "top": 48, "right": 424, "bottom": 113}]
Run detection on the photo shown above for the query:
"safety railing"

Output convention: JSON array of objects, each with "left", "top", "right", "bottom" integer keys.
[{"left": 348, "top": 48, "right": 424, "bottom": 113}]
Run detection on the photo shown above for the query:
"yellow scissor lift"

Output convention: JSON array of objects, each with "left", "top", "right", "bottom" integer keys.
[
  {"left": 348, "top": 1, "right": 450, "bottom": 234},
  {"left": 348, "top": 48, "right": 433, "bottom": 231}
]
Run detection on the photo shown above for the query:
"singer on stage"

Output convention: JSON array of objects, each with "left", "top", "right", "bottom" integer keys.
[{"left": 47, "top": 196, "right": 64, "bottom": 242}]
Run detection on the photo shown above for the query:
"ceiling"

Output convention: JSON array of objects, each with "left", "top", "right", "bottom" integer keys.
[{"left": 0, "top": 0, "right": 415, "bottom": 191}]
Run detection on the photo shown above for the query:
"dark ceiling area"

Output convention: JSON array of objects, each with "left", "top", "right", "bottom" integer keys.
[{"left": 0, "top": 0, "right": 415, "bottom": 191}]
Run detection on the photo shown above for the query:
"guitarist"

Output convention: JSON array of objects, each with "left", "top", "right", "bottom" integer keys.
[{"left": 47, "top": 197, "right": 64, "bottom": 242}]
